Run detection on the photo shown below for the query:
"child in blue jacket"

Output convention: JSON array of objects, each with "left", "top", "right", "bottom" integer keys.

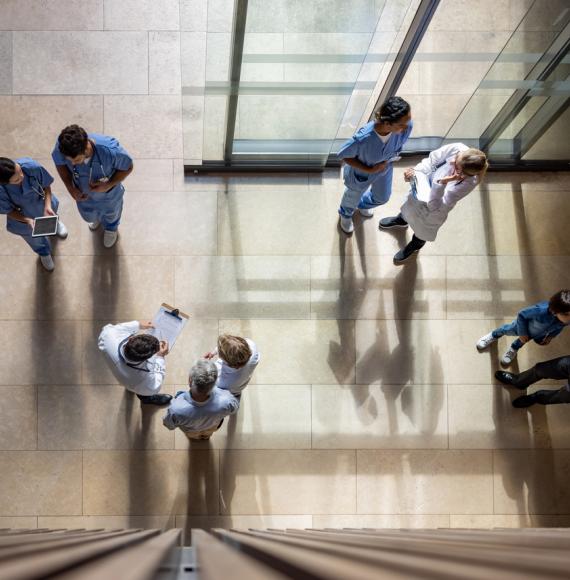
[{"left": 477, "top": 290, "right": 570, "bottom": 366}]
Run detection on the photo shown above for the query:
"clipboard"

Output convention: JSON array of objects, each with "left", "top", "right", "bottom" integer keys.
[{"left": 150, "top": 303, "right": 190, "bottom": 349}]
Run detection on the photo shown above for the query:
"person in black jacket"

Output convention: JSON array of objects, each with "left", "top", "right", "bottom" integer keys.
[{"left": 495, "top": 355, "right": 570, "bottom": 408}]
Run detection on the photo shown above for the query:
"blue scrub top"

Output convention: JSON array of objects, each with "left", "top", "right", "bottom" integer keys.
[
  {"left": 51, "top": 133, "right": 133, "bottom": 198},
  {"left": 337, "top": 120, "right": 413, "bottom": 167},
  {"left": 0, "top": 158, "right": 56, "bottom": 236}
]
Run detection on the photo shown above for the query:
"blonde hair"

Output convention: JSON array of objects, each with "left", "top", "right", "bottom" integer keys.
[
  {"left": 458, "top": 148, "right": 489, "bottom": 181},
  {"left": 218, "top": 334, "right": 252, "bottom": 368}
]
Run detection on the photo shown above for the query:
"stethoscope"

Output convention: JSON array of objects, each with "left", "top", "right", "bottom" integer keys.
[
  {"left": 118, "top": 337, "right": 151, "bottom": 373},
  {"left": 0, "top": 169, "right": 47, "bottom": 209},
  {"left": 71, "top": 142, "right": 109, "bottom": 187}
]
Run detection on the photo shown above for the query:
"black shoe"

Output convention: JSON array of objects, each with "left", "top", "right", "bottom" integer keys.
[
  {"left": 495, "top": 370, "right": 528, "bottom": 390},
  {"left": 139, "top": 394, "right": 173, "bottom": 406},
  {"left": 512, "top": 394, "right": 536, "bottom": 408},
  {"left": 379, "top": 215, "right": 408, "bottom": 230},
  {"left": 393, "top": 247, "right": 419, "bottom": 265}
]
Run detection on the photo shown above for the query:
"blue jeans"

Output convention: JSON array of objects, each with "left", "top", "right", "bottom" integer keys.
[{"left": 492, "top": 322, "right": 544, "bottom": 350}]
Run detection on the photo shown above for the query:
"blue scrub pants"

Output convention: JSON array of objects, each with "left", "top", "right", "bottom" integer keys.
[
  {"left": 338, "top": 165, "right": 393, "bottom": 218},
  {"left": 77, "top": 185, "right": 124, "bottom": 231},
  {"left": 19, "top": 233, "right": 51, "bottom": 256},
  {"left": 492, "top": 321, "right": 549, "bottom": 351}
]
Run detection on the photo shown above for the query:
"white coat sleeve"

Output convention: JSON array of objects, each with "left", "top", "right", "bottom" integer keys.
[
  {"left": 146, "top": 356, "right": 166, "bottom": 395},
  {"left": 414, "top": 143, "right": 462, "bottom": 175}
]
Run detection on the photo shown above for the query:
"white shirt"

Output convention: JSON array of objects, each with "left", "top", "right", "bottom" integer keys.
[
  {"left": 414, "top": 143, "right": 479, "bottom": 211},
  {"left": 98, "top": 321, "right": 166, "bottom": 396},
  {"left": 215, "top": 339, "right": 260, "bottom": 395}
]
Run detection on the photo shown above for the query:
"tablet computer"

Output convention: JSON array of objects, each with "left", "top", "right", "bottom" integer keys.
[{"left": 32, "top": 215, "right": 59, "bottom": 237}]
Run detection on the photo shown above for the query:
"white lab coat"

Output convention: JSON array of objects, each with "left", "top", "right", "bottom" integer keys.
[
  {"left": 400, "top": 143, "right": 480, "bottom": 241},
  {"left": 214, "top": 339, "right": 260, "bottom": 395},
  {"left": 98, "top": 321, "right": 166, "bottom": 397}
]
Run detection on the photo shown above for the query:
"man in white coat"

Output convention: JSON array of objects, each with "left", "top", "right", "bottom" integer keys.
[{"left": 98, "top": 320, "right": 173, "bottom": 406}]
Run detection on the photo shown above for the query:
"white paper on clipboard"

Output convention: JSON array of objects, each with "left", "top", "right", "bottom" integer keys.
[{"left": 150, "top": 303, "right": 190, "bottom": 349}]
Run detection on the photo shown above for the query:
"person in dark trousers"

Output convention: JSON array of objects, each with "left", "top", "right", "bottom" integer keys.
[{"left": 496, "top": 355, "right": 570, "bottom": 408}]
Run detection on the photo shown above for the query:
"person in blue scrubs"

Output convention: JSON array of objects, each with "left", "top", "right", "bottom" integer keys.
[
  {"left": 0, "top": 157, "right": 68, "bottom": 271},
  {"left": 52, "top": 124, "right": 133, "bottom": 248},
  {"left": 337, "top": 96, "right": 413, "bottom": 234}
]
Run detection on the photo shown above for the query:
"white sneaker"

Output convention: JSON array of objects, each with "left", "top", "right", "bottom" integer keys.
[
  {"left": 476, "top": 332, "right": 496, "bottom": 351},
  {"left": 56, "top": 220, "right": 68, "bottom": 239},
  {"left": 339, "top": 216, "right": 354, "bottom": 234},
  {"left": 39, "top": 254, "right": 55, "bottom": 272},
  {"left": 501, "top": 347, "right": 518, "bottom": 367},
  {"left": 359, "top": 208, "right": 374, "bottom": 218},
  {"left": 103, "top": 229, "right": 118, "bottom": 248},
  {"left": 88, "top": 220, "right": 101, "bottom": 231}
]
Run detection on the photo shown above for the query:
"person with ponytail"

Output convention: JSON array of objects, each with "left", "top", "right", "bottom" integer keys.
[{"left": 379, "top": 143, "right": 488, "bottom": 264}]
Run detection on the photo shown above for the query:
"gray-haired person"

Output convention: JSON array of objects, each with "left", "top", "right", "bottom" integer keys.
[{"left": 162, "top": 359, "right": 239, "bottom": 440}]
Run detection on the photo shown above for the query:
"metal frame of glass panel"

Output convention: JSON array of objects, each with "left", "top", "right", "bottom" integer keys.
[{"left": 184, "top": 0, "right": 570, "bottom": 174}]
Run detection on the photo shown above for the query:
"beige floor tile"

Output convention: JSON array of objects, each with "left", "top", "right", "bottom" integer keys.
[
  {"left": 0, "top": 321, "right": 82, "bottom": 385},
  {"left": 0, "top": 386, "right": 37, "bottom": 450},
  {"left": 312, "top": 385, "right": 447, "bottom": 449},
  {"left": 446, "top": 256, "right": 570, "bottom": 320},
  {"left": 13, "top": 32, "right": 148, "bottom": 95},
  {"left": 81, "top": 193, "right": 217, "bottom": 256},
  {"left": 83, "top": 450, "right": 219, "bottom": 515},
  {"left": 219, "top": 450, "right": 356, "bottom": 515},
  {"left": 0, "top": 96, "right": 102, "bottom": 159},
  {"left": 357, "top": 450, "right": 493, "bottom": 514},
  {"left": 0, "top": 32, "right": 11, "bottom": 95},
  {"left": 175, "top": 256, "right": 310, "bottom": 319},
  {"left": 0, "top": 452, "right": 82, "bottom": 515},
  {"left": 219, "top": 319, "right": 355, "bottom": 384},
  {"left": 77, "top": 255, "right": 175, "bottom": 320},
  {"left": 217, "top": 186, "right": 341, "bottom": 256},
  {"left": 311, "top": 254, "right": 446, "bottom": 320},
  {"left": 38, "top": 515, "right": 175, "bottom": 530},
  {"left": 0, "top": 0, "right": 103, "bottom": 30},
  {"left": 484, "top": 172, "right": 570, "bottom": 192},
  {"left": 494, "top": 450, "right": 570, "bottom": 514},
  {"left": 356, "top": 319, "right": 447, "bottom": 385},
  {"left": 0, "top": 517, "right": 38, "bottom": 529},
  {"left": 175, "top": 385, "right": 312, "bottom": 450},
  {"left": 150, "top": 32, "right": 182, "bottom": 95},
  {"left": 38, "top": 385, "right": 175, "bottom": 450},
  {"left": 176, "top": 515, "right": 312, "bottom": 543},
  {"left": 0, "top": 256, "right": 87, "bottom": 320},
  {"left": 104, "top": 96, "right": 183, "bottom": 158},
  {"left": 449, "top": 384, "right": 570, "bottom": 450},
  {"left": 312, "top": 514, "right": 450, "bottom": 528},
  {"left": 449, "top": 514, "right": 570, "bottom": 528},
  {"left": 484, "top": 190, "right": 570, "bottom": 256},
  {"left": 104, "top": 0, "right": 180, "bottom": 30},
  {"left": 122, "top": 159, "right": 174, "bottom": 192}
]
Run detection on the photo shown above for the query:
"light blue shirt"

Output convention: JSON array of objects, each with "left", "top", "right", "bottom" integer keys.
[
  {"left": 0, "top": 158, "right": 56, "bottom": 236},
  {"left": 515, "top": 301, "right": 568, "bottom": 340},
  {"left": 337, "top": 121, "right": 412, "bottom": 168},
  {"left": 163, "top": 388, "right": 239, "bottom": 433},
  {"left": 51, "top": 132, "right": 132, "bottom": 198}
]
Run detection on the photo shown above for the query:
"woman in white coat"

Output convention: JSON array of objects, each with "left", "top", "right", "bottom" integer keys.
[{"left": 379, "top": 143, "right": 488, "bottom": 264}]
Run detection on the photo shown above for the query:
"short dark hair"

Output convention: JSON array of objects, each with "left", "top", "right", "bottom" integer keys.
[
  {"left": 58, "top": 124, "right": 89, "bottom": 158},
  {"left": 374, "top": 96, "right": 411, "bottom": 123},
  {"left": 549, "top": 290, "right": 570, "bottom": 315},
  {"left": 124, "top": 334, "right": 160, "bottom": 363},
  {"left": 0, "top": 157, "right": 16, "bottom": 185}
]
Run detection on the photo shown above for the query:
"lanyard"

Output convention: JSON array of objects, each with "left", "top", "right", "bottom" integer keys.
[{"left": 118, "top": 337, "right": 151, "bottom": 373}]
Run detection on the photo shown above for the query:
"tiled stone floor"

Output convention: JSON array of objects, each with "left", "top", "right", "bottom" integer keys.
[{"left": 1, "top": 0, "right": 570, "bottom": 543}]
